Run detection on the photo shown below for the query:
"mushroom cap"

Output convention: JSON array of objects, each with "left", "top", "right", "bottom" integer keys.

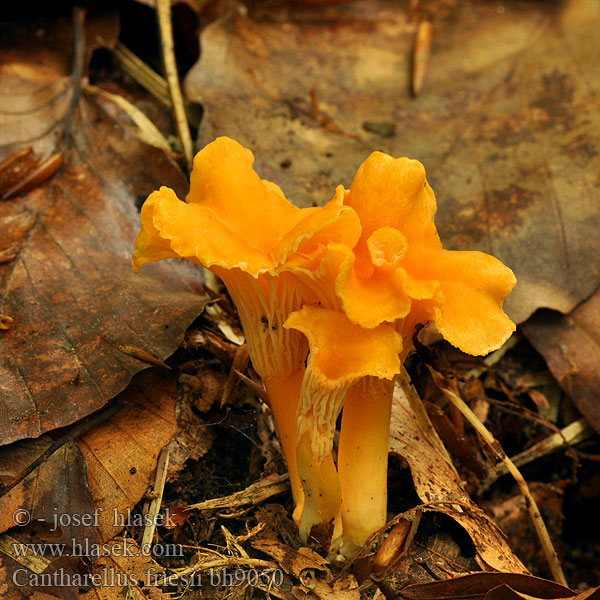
[
  {"left": 285, "top": 305, "right": 402, "bottom": 459},
  {"left": 337, "top": 151, "right": 517, "bottom": 356},
  {"left": 132, "top": 137, "right": 361, "bottom": 276},
  {"left": 285, "top": 305, "right": 403, "bottom": 385}
]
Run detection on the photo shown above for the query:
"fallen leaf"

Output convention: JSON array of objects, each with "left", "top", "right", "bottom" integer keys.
[
  {"left": 186, "top": 0, "right": 600, "bottom": 323},
  {"left": 0, "top": 210, "right": 36, "bottom": 262},
  {"left": 252, "top": 539, "right": 329, "bottom": 579},
  {"left": 78, "top": 370, "right": 178, "bottom": 542},
  {"left": 523, "top": 289, "right": 600, "bottom": 434},
  {"left": 488, "top": 584, "right": 600, "bottom": 600},
  {"left": 0, "top": 553, "right": 81, "bottom": 600},
  {"left": 164, "top": 388, "right": 215, "bottom": 480},
  {"left": 399, "top": 572, "right": 594, "bottom": 600},
  {"left": 0, "top": 11, "right": 208, "bottom": 446},
  {"left": 0, "top": 439, "right": 97, "bottom": 544},
  {"left": 482, "top": 482, "right": 565, "bottom": 579},
  {"left": 252, "top": 539, "right": 360, "bottom": 600},
  {"left": 390, "top": 383, "right": 527, "bottom": 573}
]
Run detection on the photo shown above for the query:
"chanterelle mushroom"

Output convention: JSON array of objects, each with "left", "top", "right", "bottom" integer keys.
[
  {"left": 284, "top": 305, "right": 402, "bottom": 550},
  {"left": 333, "top": 150, "right": 517, "bottom": 554},
  {"left": 132, "top": 137, "right": 360, "bottom": 521}
]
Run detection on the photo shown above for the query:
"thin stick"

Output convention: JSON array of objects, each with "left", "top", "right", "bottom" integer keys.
[
  {"left": 429, "top": 367, "right": 568, "bottom": 586},
  {"left": 187, "top": 473, "right": 289, "bottom": 512},
  {"left": 412, "top": 20, "right": 433, "bottom": 96},
  {"left": 481, "top": 418, "right": 593, "bottom": 490},
  {"left": 156, "top": 0, "right": 194, "bottom": 171},
  {"left": 141, "top": 446, "right": 171, "bottom": 551}
]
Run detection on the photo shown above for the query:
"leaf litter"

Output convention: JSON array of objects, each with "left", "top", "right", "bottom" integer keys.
[
  {"left": 0, "top": 1, "right": 599, "bottom": 598},
  {"left": 0, "top": 8, "right": 209, "bottom": 445},
  {"left": 185, "top": 0, "right": 600, "bottom": 324}
]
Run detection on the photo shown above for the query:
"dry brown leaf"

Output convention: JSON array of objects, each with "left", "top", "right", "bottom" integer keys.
[
  {"left": 0, "top": 439, "right": 96, "bottom": 543},
  {"left": 78, "top": 370, "right": 178, "bottom": 542},
  {"left": 252, "top": 539, "right": 329, "bottom": 579},
  {"left": 399, "top": 572, "right": 597, "bottom": 600},
  {"left": 252, "top": 539, "right": 360, "bottom": 600},
  {"left": 0, "top": 570, "right": 59, "bottom": 600},
  {"left": 389, "top": 383, "right": 527, "bottom": 573},
  {"left": 483, "top": 482, "right": 564, "bottom": 579},
  {"left": 164, "top": 389, "right": 216, "bottom": 480},
  {"left": 491, "top": 587, "right": 600, "bottom": 600},
  {"left": 0, "top": 553, "right": 82, "bottom": 600},
  {"left": 0, "top": 12, "right": 208, "bottom": 446},
  {"left": 186, "top": 0, "right": 600, "bottom": 324},
  {"left": 523, "top": 289, "right": 600, "bottom": 434}
]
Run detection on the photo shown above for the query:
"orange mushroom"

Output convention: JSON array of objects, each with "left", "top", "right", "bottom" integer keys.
[
  {"left": 333, "top": 151, "right": 516, "bottom": 554},
  {"left": 284, "top": 305, "right": 402, "bottom": 551},
  {"left": 132, "top": 137, "right": 361, "bottom": 521}
]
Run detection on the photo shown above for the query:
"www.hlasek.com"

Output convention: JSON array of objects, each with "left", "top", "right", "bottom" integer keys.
[
  {"left": 11, "top": 535, "right": 183, "bottom": 560},
  {"left": 13, "top": 567, "right": 285, "bottom": 589}
]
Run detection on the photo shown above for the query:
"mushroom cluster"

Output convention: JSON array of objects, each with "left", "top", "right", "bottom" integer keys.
[{"left": 133, "top": 137, "right": 516, "bottom": 556}]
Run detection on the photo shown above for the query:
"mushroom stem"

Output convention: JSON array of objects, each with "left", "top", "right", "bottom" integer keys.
[
  {"left": 263, "top": 371, "right": 306, "bottom": 523},
  {"left": 338, "top": 377, "right": 393, "bottom": 556},
  {"left": 297, "top": 431, "right": 342, "bottom": 550},
  {"left": 295, "top": 363, "right": 346, "bottom": 549}
]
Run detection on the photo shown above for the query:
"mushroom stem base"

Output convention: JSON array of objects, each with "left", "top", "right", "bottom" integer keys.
[
  {"left": 263, "top": 370, "right": 306, "bottom": 524},
  {"left": 297, "top": 432, "right": 342, "bottom": 551},
  {"left": 338, "top": 377, "right": 393, "bottom": 556}
]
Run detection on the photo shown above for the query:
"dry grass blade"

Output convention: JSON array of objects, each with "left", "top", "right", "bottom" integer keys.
[
  {"left": 112, "top": 41, "right": 201, "bottom": 129},
  {"left": 86, "top": 84, "right": 172, "bottom": 154},
  {"left": 0, "top": 534, "right": 51, "bottom": 574},
  {"left": 428, "top": 367, "right": 568, "bottom": 586}
]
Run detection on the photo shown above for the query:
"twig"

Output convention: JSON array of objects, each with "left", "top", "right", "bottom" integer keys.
[
  {"left": 187, "top": 473, "right": 289, "bottom": 512},
  {"left": 141, "top": 446, "right": 171, "bottom": 551},
  {"left": 412, "top": 20, "right": 433, "bottom": 96},
  {"left": 428, "top": 367, "right": 568, "bottom": 586},
  {"left": 234, "top": 369, "right": 269, "bottom": 404},
  {"left": 156, "top": 0, "right": 194, "bottom": 171},
  {"left": 1, "top": 152, "right": 63, "bottom": 201},
  {"left": 103, "top": 336, "right": 171, "bottom": 370},
  {"left": 481, "top": 418, "right": 594, "bottom": 490}
]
